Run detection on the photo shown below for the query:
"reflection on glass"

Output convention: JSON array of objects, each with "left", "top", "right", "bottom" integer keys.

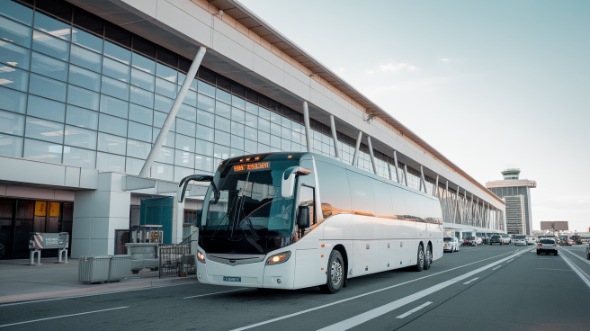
[
  {"left": 0, "top": 110, "right": 24, "bottom": 135},
  {"left": 62, "top": 146, "right": 95, "bottom": 168},
  {"left": 25, "top": 112, "right": 64, "bottom": 143},
  {"left": 23, "top": 138, "right": 62, "bottom": 163},
  {"left": 0, "top": 134, "right": 23, "bottom": 157}
]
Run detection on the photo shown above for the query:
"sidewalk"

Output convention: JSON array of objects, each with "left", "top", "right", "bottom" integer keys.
[{"left": 0, "top": 257, "right": 197, "bottom": 305}]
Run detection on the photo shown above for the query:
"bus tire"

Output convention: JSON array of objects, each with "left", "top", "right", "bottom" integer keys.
[
  {"left": 320, "top": 250, "right": 344, "bottom": 294},
  {"left": 424, "top": 244, "right": 432, "bottom": 270},
  {"left": 415, "top": 244, "right": 425, "bottom": 272}
]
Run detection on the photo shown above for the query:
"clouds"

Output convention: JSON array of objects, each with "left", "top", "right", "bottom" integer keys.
[{"left": 368, "top": 62, "right": 418, "bottom": 74}]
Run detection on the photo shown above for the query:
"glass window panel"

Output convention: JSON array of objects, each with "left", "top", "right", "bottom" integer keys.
[
  {"left": 195, "top": 139, "right": 213, "bottom": 156},
  {"left": 175, "top": 133, "right": 194, "bottom": 152},
  {"left": 259, "top": 107, "right": 271, "bottom": 120},
  {"left": 129, "top": 103, "right": 152, "bottom": 126},
  {"left": 66, "top": 105, "right": 98, "bottom": 129},
  {"left": 99, "top": 113, "right": 127, "bottom": 137},
  {"left": 33, "top": 11, "right": 71, "bottom": 40},
  {"left": 281, "top": 138, "right": 291, "bottom": 151},
  {"left": 68, "top": 65, "right": 100, "bottom": 91},
  {"left": 97, "top": 132, "right": 126, "bottom": 155},
  {"left": 131, "top": 52, "right": 155, "bottom": 74},
  {"left": 257, "top": 142, "right": 270, "bottom": 153},
  {"left": 216, "top": 88, "right": 231, "bottom": 104},
  {"left": 29, "top": 74, "right": 66, "bottom": 102},
  {"left": 27, "top": 95, "right": 65, "bottom": 122},
  {"left": 64, "top": 125, "right": 96, "bottom": 149},
  {"left": 96, "top": 151, "right": 125, "bottom": 172},
  {"left": 155, "top": 77, "right": 176, "bottom": 99},
  {"left": 231, "top": 95, "right": 245, "bottom": 109},
  {"left": 196, "top": 93, "right": 214, "bottom": 112},
  {"left": 245, "top": 126, "right": 257, "bottom": 141},
  {"left": 231, "top": 107, "right": 245, "bottom": 123},
  {"left": 0, "top": 16, "right": 32, "bottom": 48},
  {"left": 258, "top": 131, "right": 270, "bottom": 144},
  {"left": 245, "top": 101, "right": 258, "bottom": 114},
  {"left": 231, "top": 134, "right": 244, "bottom": 150},
  {"left": 152, "top": 162, "right": 173, "bottom": 181},
  {"left": 70, "top": 45, "right": 101, "bottom": 72},
  {"left": 126, "top": 157, "right": 144, "bottom": 175},
  {"left": 102, "top": 57, "right": 130, "bottom": 82},
  {"left": 0, "top": 65, "right": 28, "bottom": 92},
  {"left": 214, "top": 144, "right": 229, "bottom": 160},
  {"left": 215, "top": 130, "right": 230, "bottom": 146},
  {"left": 156, "top": 62, "right": 177, "bottom": 83},
  {"left": 104, "top": 42, "right": 131, "bottom": 65},
  {"left": 195, "top": 154, "right": 213, "bottom": 172},
  {"left": 130, "top": 67, "right": 154, "bottom": 92},
  {"left": 101, "top": 76, "right": 129, "bottom": 101},
  {"left": 154, "top": 94, "right": 172, "bottom": 113},
  {"left": 215, "top": 116, "right": 230, "bottom": 133},
  {"left": 128, "top": 121, "right": 151, "bottom": 142},
  {"left": 71, "top": 27, "right": 103, "bottom": 53},
  {"left": 23, "top": 139, "right": 62, "bottom": 163},
  {"left": 0, "top": 42, "right": 30, "bottom": 70},
  {"left": 0, "top": 134, "right": 23, "bottom": 157},
  {"left": 0, "top": 1, "right": 33, "bottom": 25},
  {"left": 100, "top": 95, "right": 128, "bottom": 118},
  {"left": 244, "top": 139, "right": 257, "bottom": 154},
  {"left": 174, "top": 166, "right": 195, "bottom": 182},
  {"left": 215, "top": 101, "right": 231, "bottom": 118},
  {"left": 198, "top": 80, "right": 215, "bottom": 97},
  {"left": 270, "top": 121, "right": 281, "bottom": 136},
  {"left": 177, "top": 103, "right": 196, "bottom": 121},
  {"left": 231, "top": 122, "right": 244, "bottom": 137},
  {"left": 258, "top": 118, "right": 270, "bottom": 133},
  {"left": 196, "top": 124, "right": 213, "bottom": 141},
  {"left": 62, "top": 146, "right": 95, "bottom": 168},
  {"left": 270, "top": 134, "right": 280, "bottom": 149},
  {"left": 0, "top": 110, "right": 24, "bottom": 135},
  {"left": 197, "top": 109, "right": 214, "bottom": 127},
  {"left": 175, "top": 150, "right": 194, "bottom": 169},
  {"left": 32, "top": 30, "right": 69, "bottom": 60},
  {"left": 126, "top": 139, "right": 150, "bottom": 159},
  {"left": 68, "top": 85, "right": 99, "bottom": 110},
  {"left": 152, "top": 127, "right": 175, "bottom": 147},
  {"left": 155, "top": 146, "right": 174, "bottom": 164},
  {"left": 281, "top": 126, "right": 291, "bottom": 140},
  {"left": 245, "top": 112, "right": 257, "bottom": 128},
  {"left": 153, "top": 111, "right": 168, "bottom": 128},
  {"left": 130, "top": 86, "right": 154, "bottom": 108},
  {"left": 184, "top": 89, "right": 196, "bottom": 107},
  {"left": 176, "top": 118, "right": 196, "bottom": 137},
  {"left": 25, "top": 117, "right": 64, "bottom": 143}
]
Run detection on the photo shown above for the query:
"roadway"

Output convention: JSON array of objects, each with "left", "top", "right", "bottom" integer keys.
[{"left": 1, "top": 244, "right": 589, "bottom": 330}]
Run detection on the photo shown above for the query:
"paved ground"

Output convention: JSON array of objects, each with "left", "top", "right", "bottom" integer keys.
[{"left": 0, "top": 257, "right": 197, "bottom": 305}]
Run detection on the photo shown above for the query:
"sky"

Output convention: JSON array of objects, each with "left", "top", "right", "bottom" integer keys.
[{"left": 237, "top": 0, "right": 590, "bottom": 232}]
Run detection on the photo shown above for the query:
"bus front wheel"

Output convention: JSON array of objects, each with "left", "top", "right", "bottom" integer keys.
[
  {"left": 424, "top": 244, "right": 432, "bottom": 270},
  {"left": 415, "top": 244, "right": 425, "bottom": 272},
  {"left": 320, "top": 250, "right": 344, "bottom": 294}
]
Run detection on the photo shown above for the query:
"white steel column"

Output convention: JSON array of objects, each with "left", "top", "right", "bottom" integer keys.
[
  {"left": 419, "top": 165, "right": 427, "bottom": 194},
  {"left": 367, "top": 136, "right": 377, "bottom": 175},
  {"left": 352, "top": 131, "right": 363, "bottom": 167},
  {"left": 303, "top": 101, "right": 312, "bottom": 152},
  {"left": 330, "top": 115, "right": 340, "bottom": 158},
  {"left": 140, "top": 46, "right": 207, "bottom": 177},
  {"left": 393, "top": 151, "right": 400, "bottom": 183},
  {"left": 403, "top": 164, "right": 409, "bottom": 186}
]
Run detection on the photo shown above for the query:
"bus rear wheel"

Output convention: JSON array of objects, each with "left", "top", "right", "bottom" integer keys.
[
  {"left": 424, "top": 244, "right": 432, "bottom": 270},
  {"left": 415, "top": 244, "right": 425, "bottom": 272},
  {"left": 320, "top": 250, "right": 344, "bottom": 294}
]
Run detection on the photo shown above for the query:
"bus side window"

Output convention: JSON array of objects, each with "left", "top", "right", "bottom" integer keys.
[{"left": 298, "top": 185, "right": 315, "bottom": 226}]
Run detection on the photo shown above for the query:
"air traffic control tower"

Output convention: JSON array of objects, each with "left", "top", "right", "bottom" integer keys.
[{"left": 486, "top": 169, "right": 536, "bottom": 235}]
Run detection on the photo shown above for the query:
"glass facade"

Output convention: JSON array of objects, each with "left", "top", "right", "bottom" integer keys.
[{"left": 0, "top": 0, "right": 503, "bottom": 236}]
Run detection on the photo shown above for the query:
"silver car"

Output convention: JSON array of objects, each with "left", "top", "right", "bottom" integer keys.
[
  {"left": 537, "top": 238, "right": 558, "bottom": 256},
  {"left": 443, "top": 237, "right": 459, "bottom": 253}
]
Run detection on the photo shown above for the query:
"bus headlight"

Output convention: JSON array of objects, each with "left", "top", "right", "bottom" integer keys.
[
  {"left": 197, "top": 250, "right": 206, "bottom": 263},
  {"left": 266, "top": 251, "right": 291, "bottom": 265}
]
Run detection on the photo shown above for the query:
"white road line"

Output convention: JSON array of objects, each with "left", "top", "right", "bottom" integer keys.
[
  {"left": 395, "top": 301, "right": 432, "bottom": 319},
  {"left": 0, "top": 306, "right": 129, "bottom": 328},
  {"left": 317, "top": 250, "right": 528, "bottom": 331},
  {"left": 231, "top": 248, "right": 528, "bottom": 331},
  {"left": 184, "top": 288, "right": 246, "bottom": 299},
  {"left": 560, "top": 253, "right": 590, "bottom": 289},
  {"left": 534, "top": 268, "right": 571, "bottom": 272},
  {"left": 561, "top": 248, "right": 590, "bottom": 266},
  {"left": 506, "top": 259, "right": 514, "bottom": 263},
  {"left": 463, "top": 277, "right": 479, "bottom": 285},
  {"left": 492, "top": 265, "right": 501, "bottom": 271}
]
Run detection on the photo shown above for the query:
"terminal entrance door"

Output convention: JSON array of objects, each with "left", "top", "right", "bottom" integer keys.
[{"left": 139, "top": 197, "right": 174, "bottom": 244}]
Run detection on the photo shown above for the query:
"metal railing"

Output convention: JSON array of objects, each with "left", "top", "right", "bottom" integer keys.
[{"left": 158, "top": 229, "right": 198, "bottom": 278}]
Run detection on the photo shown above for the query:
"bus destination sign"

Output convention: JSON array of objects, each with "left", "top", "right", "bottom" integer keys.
[{"left": 233, "top": 161, "right": 270, "bottom": 173}]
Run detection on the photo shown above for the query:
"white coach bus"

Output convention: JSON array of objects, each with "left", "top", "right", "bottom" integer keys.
[{"left": 179, "top": 152, "right": 443, "bottom": 293}]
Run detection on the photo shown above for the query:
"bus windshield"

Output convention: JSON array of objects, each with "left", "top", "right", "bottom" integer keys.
[{"left": 199, "top": 160, "right": 298, "bottom": 255}]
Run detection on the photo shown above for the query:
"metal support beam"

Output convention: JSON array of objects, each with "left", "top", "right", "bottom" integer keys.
[
  {"left": 403, "top": 164, "right": 408, "bottom": 186},
  {"left": 393, "top": 151, "right": 400, "bottom": 183},
  {"left": 367, "top": 136, "right": 377, "bottom": 175},
  {"left": 140, "top": 46, "right": 206, "bottom": 177},
  {"left": 329, "top": 115, "right": 340, "bottom": 158},
  {"left": 303, "top": 101, "right": 312, "bottom": 152},
  {"left": 419, "top": 165, "right": 427, "bottom": 194},
  {"left": 352, "top": 131, "right": 363, "bottom": 167},
  {"left": 434, "top": 175, "right": 439, "bottom": 197}
]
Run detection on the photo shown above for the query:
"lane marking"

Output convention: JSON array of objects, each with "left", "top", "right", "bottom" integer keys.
[
  {"left": 463, "top": 277, "right": 479, "bottom": 285},
  {"left": 184, "top": 288, "right": 246, "bottom": 299},
  {"left": 561, "top": 248, "right": 590, "bottom": 267},
  {"left": 231, "top": 248, "right": 528, "bottom": 331},
  {"left": 492, "top": 266, "right": 501, "bottom": 271},
  {"left": 396, "top": 301, "right": 432, "bottom": 319},
  {"left": 506, "top": 259, "right": 514, "bottom": 263},
  {"left": 535, "top": 268, "right": 571, "bottom": 271},
  {"left": 560, "top": 253, "right": 590, "bottom": 289},
  {"left": 317, "top": 250, "right": 527, "bottom": 331},
  {"left": 0, "top": 306, "right": 129, "bottom": 328}
]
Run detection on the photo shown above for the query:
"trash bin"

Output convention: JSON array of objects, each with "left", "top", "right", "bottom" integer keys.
[
  {"left": 108, "top": 255, "right": 131, "bottom": 282},
  {"left": 78, "top": 256, "right": 111, "bottom": 284}
]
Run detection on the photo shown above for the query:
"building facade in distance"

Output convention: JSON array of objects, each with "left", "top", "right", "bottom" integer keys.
[{"left": 486, "top": 169, "right": 536, "bottom": 235}]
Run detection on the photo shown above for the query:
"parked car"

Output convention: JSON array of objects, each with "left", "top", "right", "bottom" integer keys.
[
  {"left": 501, "top": 233, "right": 512, "bottom": 245},
  {"left": 490, "top": 235, "right": 502, "bottom": 245},
  {"left": 443, "top": 237, "right": 459, "bottom": 253},
  {"left": 526, "top": 236, "right": 537, "bottom": 245},
  {"left": 513, "top": 235, "right": 527, "bottom": 246},
  {"left": 537, "top": 238, "right": 558, "bottom": 255}
]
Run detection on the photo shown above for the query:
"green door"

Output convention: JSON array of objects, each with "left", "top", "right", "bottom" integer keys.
[{"left": 140, "top": 197, "right": 174, "bottom": 244}]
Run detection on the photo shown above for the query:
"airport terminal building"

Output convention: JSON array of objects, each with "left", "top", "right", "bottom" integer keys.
[{"left": 0, "top": 0, "right": 505, "bottom": 259}]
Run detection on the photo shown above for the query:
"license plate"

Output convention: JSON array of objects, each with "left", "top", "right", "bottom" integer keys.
[{"left": 223, "top": 276, "right": 241, "bottom": 282}]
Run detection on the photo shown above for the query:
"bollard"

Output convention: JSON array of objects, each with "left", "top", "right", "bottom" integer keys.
[{"left": 30, "top": 249, "right": 42, "bottom": 265}]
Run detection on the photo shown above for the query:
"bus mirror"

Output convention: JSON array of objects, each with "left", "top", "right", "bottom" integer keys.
[
  {"left": 281, "top": 166, "right": 311, "bottom": 198},
  {"left": 177, "top": 174, "right": 214, "bottom": 202},
  {"left": 297, "top": 205, "right": 311, "bottom": 229}
]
